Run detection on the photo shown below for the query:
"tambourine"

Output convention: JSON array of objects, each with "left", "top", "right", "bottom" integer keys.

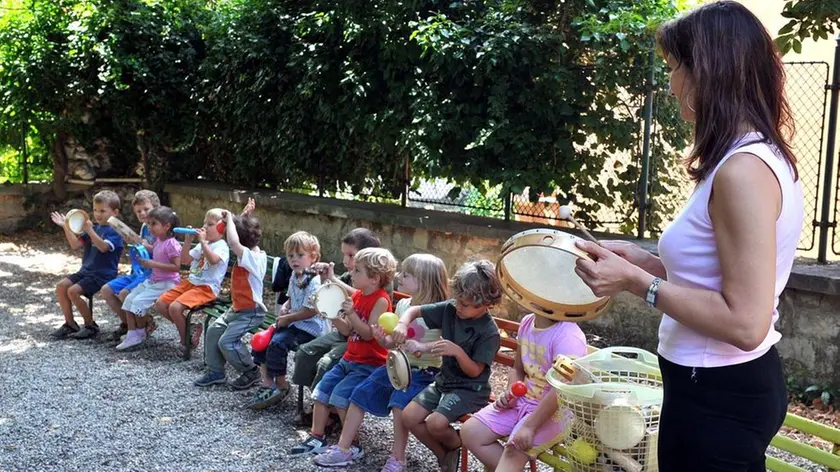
[
  {"left": 497, "top": 228, "right": 612, "bottom": 322},
  {"left": 107, "top": 216, "right": 141, "bottom": 243},
  {"left": 313, "top": 283, "right": 349, "bottom": 319},
  {"left": 129, "top": 244, "right": 152, "bottom": 279},
  {"left": 386, "top": 349, "right": 412, "bottom": 391},
  {"left": 65, "top": 209, "right": 89, "bottom": 235}
]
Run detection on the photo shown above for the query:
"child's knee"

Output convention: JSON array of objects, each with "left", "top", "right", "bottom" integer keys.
[
  {"left": 101, "top": 284, "right": 114, "bottom": 297},
  {"left": 56, "top": 279, "right": 72, "bottom": 293},
  {"left": 426, "top": 413, "right": 452, "bottom": 436},
  {"left": 460, "top": 418, "right": 482, "bottom": 444},
  {"left": 67, "top": 284, "right": 84, "bottom": 300}
]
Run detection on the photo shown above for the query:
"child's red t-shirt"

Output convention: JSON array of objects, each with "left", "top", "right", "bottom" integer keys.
[{"left": 343, "top": 288, "right": 391, "bottom": 366}]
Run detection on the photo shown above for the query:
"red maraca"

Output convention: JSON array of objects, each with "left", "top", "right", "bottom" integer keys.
[
  {"left": 251, "top": 326, "right": 275, "bottom": 352},
  {"left": 511, "top": 381, "right": 527, "bottom": 398},
  {"left": 216, "top": 220, "right": 226, "bottom": 234}
]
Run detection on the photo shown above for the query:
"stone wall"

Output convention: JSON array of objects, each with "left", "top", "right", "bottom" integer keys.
[{"left": 166, "top": 181, "right": 840, "bottom": 388}]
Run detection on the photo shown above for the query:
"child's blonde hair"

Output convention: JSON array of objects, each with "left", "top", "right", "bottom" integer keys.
[
  {"left": 206, "top": 208, "right": 224, "bottom": 222},
  {"left": 284, "top": 231, "right": 321, "bottom": 261},
  {"left": 402, "top": 254, "right": 449, "bottom": 305},
  {"left": 451, "top": 259, "right": 503, "bottom": 307},
  {"left": 355, "top": 247, "right": 397, "bottom": 289}
]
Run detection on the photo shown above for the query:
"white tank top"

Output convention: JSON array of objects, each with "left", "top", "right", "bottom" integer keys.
[{"left": 657, "top": 133, "right": 804, "bottom": 368}]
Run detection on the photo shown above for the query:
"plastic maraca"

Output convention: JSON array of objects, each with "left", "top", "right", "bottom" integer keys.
[
  {"left": 216, "top": 220, "right": 226, "bottom": 234},
  {"left": 251, "top": 326, "right": 275, "bottom": 353},
  {"left": 407, "top": 321, "right": 425, "bottom": 340},
  {"left": 511, "top": 381, "right": 528, "bottom": 398},
  {"left": 378, "top": 312, "right": 399, "bottom": 334}
]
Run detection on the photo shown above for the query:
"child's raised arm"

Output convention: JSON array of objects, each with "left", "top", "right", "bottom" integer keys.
[
  {"left": 223, "top": 210, "right": 245, "bottom": 258},
  {"left": 51, "top": 212, "right": 84, "bottom": 250}
]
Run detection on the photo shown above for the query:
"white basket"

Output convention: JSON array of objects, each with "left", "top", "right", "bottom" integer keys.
[{"left": 547, "top": 347, "right": 663, "bottom": 472}]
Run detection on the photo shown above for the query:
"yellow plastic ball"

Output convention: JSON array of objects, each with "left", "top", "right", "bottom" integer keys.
[
  {"left": 378, "top": 312, "right": 399, "bottom": 334},
  {"left": 568, "top": 438, "right": 598, "bottom": 465}
]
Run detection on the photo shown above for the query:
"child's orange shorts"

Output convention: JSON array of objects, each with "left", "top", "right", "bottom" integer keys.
[{"left": 158, "top": 280, "right": 216, "bottom": 308}]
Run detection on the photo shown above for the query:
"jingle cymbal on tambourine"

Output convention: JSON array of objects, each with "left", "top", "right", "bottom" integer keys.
[{"left": 496, "top": 228, "right": 612, "bottom": 322}]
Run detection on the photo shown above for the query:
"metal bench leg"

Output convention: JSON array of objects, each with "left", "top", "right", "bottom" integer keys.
[
  {"left": 297, "top": 385, "right": 305, "bottom": 419},
  {"left": 182, "top": 309, "right": 192, "bottom": 361}
]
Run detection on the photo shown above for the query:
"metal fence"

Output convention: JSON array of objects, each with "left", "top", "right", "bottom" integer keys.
[{"left": 401, "top": 55, "right": 840, "bottom": 262}]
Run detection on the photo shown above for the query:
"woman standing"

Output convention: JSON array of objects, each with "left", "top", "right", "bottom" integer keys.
[{"left": 573, "top": 2, "right": 804, "bottom": 471}]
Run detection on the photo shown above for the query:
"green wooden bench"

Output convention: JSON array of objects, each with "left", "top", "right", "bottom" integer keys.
[{"left": 182, "top": 255, "right": 281, "bottom": 360}]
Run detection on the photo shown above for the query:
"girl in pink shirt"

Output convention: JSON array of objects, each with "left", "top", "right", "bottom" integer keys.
[{"left": 117, "top": 207, "right": 182, "bottom": 350}]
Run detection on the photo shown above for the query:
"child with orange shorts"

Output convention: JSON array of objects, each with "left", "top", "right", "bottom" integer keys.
[{"left": 154, "top": 208, "right": 230, "bottom": 354}]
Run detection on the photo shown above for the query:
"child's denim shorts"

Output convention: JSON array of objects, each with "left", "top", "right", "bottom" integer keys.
[
  {"left": 349, "top": 365, "right": 439, "bottom": 417},
  {"left": 312, "top": 358, "right": 378, "bottom": 409}
]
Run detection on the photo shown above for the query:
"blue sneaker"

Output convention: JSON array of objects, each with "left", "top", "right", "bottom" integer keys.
[{"left": 194, "top": 370, "right": 226, "bottom": 387}]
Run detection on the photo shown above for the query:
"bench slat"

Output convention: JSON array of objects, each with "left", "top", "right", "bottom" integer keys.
[
  {"left": 770, "top": 434, "right": 840, "bottom": 469},
  {"left": 766, "top": 455, "right": 807, "bottom": 472},
  {"left": 783, "top": 413, "right": 840, "bottom": 445}
]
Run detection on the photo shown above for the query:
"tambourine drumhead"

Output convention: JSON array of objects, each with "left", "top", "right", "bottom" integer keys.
[
  {"left": 65, "top": 209, "right": 89, "bottom": 235},
  {"left": 314, "top": 284, "right": 348, "bottom": 319},
  {"left": 497, "top": 229, "right": 611, "bottom": 322},
  {"left": 594, "top": 403, "right": 646, "bottom": 450},
  {"left": 387, "top": 349, "right": 412, "bottom": 391},
  {"left": 107, "top": 216, "right": 140, "bottom": 242}
]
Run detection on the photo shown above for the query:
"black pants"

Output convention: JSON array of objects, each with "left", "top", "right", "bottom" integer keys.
[
  {"left": 658, "top": 347, "right": 787, "bottom": 472},
  {"left": 251, "top": 326, "right": 315, "bottom": 378}
]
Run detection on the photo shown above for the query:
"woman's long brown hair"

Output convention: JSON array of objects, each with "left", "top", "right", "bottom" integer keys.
[{"left": 656, "top": 1, "right": 798, "bottom": 182}]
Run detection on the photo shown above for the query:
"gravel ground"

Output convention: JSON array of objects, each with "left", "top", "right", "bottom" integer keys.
[{"left": 0, "top": 232, "right": 830, "bottom": 471}]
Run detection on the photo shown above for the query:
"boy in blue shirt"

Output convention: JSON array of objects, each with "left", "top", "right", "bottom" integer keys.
[
  {"left": 101, "top": 189, "right": 160, "bottom": 341},
  {"left": 50, "top": 190, "right": 124, "bottom": 339}
]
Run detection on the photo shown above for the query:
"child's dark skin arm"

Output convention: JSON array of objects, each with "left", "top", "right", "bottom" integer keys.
[
  {"left": 274, "top": 307, "right": 318, "bottom": 327},
  {"left": 331, "top": 316, "right": 352, "bottom": 337},
  {"left": 433, "top": 340, "right": 486, "bottom": 378}
]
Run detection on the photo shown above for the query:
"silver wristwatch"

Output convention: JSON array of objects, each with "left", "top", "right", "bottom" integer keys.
[{"left": 645, "top": 277, "right": 663, "bottom": 308}]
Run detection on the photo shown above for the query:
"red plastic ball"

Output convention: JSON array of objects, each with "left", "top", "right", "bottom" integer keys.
[
  {"left": 251, "top": 326, "right": 275, "bottom": 353},
  {"left": 216, "top": 221, "right": 227, "bottom": 234},
  {"left": 511, "top": 381, "right": 527, "bottom": 397}
]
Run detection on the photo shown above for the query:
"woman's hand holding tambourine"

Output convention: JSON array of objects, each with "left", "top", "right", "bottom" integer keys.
[{"left": 574, "top": 240, "right": 647, "bottom": 298}]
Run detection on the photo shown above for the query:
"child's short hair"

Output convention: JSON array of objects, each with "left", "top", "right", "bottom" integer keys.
[
  {"left": 355, "top": 247, "right": 397, "bottom": 289},
  {"left": 206, "top": 208, "right": 224, "bottom": 222},
  {"left": 147, "top": 206, "right": 179, "bottom": 238},
  {"left": 234, "top": 215, "right": 261, "bottom": 249},
  {"left": 284, "top": 231, "right": 321, "bottom": 260},
  {"left": 93, "top": 190, "right": 120, "bottom": 210},
  {"left": 451, "top": 259, "right": 503, "bottom": 307},
  {"left": 342, "top": 228, "right": 380, "bottom": 251},
  {"left": 402, "top": 254, "right": 449, "bottom": 305},
  {"left": 132, "top": 189, "right": 160, "bottom": 207}
]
